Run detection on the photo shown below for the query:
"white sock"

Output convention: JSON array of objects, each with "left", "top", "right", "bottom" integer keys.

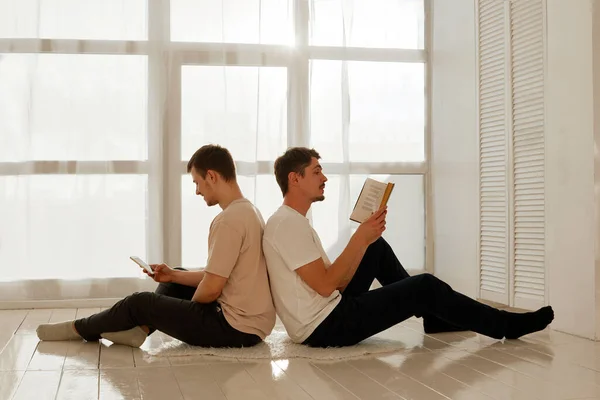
[
  {"left": 36, "top": 321, "right": 81, "bottom": 341},
  {"left": 101, "top": 327, "right": 147, "bottom": 348}
]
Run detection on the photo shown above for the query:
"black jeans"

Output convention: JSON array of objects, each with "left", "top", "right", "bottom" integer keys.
[
  {"left": 303, "top": 238, "right": 510, "bottom": 347},
  {"left": 74, "top": 268, "right": 261, "bottom": 348}
]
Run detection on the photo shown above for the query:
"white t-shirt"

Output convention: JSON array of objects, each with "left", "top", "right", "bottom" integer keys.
[{"left": 263, "top": 205, "right": 341, "bottom": 343}]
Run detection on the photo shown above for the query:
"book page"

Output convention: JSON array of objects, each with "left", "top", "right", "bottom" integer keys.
[{"left": 350, "top": 178, "right": 387, "bottom": 223}]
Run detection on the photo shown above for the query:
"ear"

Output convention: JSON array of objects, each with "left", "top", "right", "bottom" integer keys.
[
  {"left": 287, "top": 171, "right": 299, "bottom": 188},
  {"left": 206, "top": 170, "right": 218, "bottom": 183}
]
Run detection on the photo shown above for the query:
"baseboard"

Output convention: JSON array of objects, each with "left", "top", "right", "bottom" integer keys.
[
  {"left": 0, "top": 298, "right": 122, "bottom": 310},
  {"left": 0, "top": 270, "right": 429, "bottom": 310},
  {"left": 551, "top": 327, "right": 599, "bottom": 341}
]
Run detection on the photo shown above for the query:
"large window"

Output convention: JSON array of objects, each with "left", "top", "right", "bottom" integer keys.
[{"left": 0, "top": 0, "right": 429, "bottom": 294}]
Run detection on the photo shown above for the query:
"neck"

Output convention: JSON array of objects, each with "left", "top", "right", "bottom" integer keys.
[
  {"left": 217, "top": 183, "right": 244, "bottom": 210},
  {"left": 283, "top": 195, "right": 312, "bottom": 217}
]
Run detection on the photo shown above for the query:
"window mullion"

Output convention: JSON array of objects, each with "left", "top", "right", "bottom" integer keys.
[
  {"left": 289, "top": 0, "right": 310, "bottom": 148},
  {"left": 148, "top": 0, "right": 170, "bottom": 265}
]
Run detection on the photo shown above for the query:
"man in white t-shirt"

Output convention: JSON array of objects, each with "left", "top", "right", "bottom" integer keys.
[{"left": 263, "top": 147, "right": 555, "bottom": 347}]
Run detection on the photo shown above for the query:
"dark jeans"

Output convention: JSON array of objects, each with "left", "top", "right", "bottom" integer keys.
[
  {"left": 303, "top": 238, "right": 510, "bottom": 347},
  {"left": 74, "top": 268, "right": 261, "bottom": 348}
]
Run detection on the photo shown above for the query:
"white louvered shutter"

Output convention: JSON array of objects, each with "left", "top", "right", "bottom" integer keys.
[
  {"left": 510, "top": 0, "right": 546, "bottom": 309},
  {"left": 478, "top": 0, "right": 510, "bottom": 304}
]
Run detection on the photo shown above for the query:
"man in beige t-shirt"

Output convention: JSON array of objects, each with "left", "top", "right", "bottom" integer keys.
[
  {"left": 204, "top": 197, "right": 275, "bottom": 339},
  {"left": 36, "top": 145, "right": 276, "bottom": 348}
]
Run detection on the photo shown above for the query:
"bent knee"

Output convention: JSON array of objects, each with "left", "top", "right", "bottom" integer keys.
[
  {"left": 415, "top": 273, "right": 441, "bottom": 288},
  {"left": 370, "top": 237, "right": 389, "bottom": 251},
  {"left": 125, "top": 291, "right": 154, "bottom": 304},
  {"left": 416, "top": 273, "right": 453, "bottom": 296}
]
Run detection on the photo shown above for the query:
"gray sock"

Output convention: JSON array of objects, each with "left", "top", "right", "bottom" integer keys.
[
  {"left": 101, "top": 327, "right": 147, "bottom": 348},
  {"left": 36, "top": 321, "right": 82, "bottom": 341}
]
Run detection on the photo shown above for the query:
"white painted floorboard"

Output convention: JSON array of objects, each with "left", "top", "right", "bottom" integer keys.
[{"left": 0, "top": 309, "right": 598, "bottom": 400}]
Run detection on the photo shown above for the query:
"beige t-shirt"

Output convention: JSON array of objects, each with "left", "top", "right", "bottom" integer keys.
[{"left": 204, "top": 198, "right": 276, "bottom": 339}]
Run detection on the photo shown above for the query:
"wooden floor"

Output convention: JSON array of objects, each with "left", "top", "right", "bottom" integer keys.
[{"left": 1, "top": 308, "right": 599, "bottom": 399}]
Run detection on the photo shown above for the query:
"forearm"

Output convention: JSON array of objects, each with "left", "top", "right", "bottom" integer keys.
[
  {"left": 325, "top": 234, "right": 368, "bottom": 292},
  {"left": 171, "top": 270, "right": 205, "bottom": 288},
  {"left": 191, "top": 278, "right": 221, "bottom": 304},
  {"left": 336, "top": 246, "right": 367, "bottom": 291}
]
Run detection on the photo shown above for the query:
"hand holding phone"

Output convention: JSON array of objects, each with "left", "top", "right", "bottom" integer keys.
[{"left": 130, "top": 256, "right": 154, "bottom": 275}]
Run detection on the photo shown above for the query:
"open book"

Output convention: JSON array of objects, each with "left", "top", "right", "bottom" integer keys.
[{"left": 349, "top": 178, "right": 395, "bottom": 223}]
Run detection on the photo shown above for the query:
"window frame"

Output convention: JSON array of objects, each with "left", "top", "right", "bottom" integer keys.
[{"left": 0, "top": 0, "right": 433, "bottom": 278}]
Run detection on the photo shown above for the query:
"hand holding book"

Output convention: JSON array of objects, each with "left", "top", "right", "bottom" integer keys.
[
  {"left": 353, "top": 206, "right": 388, "bottom": 246},
  {"left": 349, "top": 178, "right": 395, "bottom": 223}
]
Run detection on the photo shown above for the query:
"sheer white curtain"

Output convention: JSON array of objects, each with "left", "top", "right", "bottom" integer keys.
[
  {"left": 180, "top": 65, "right": 288, "bottom": 267},
  {"left": 0, "top": 54, "right": 148, "bottom": 281},
  {"left": 308, "top": 60, "right": 425, "bottom": 264},
  {"left": 0, "top": 0, "right": 427, "bottom": 305}
]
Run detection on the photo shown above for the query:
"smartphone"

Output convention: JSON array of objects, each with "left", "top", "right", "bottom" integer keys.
[{"left": 130, "top": 256, "right": 154, "bottom": 275}]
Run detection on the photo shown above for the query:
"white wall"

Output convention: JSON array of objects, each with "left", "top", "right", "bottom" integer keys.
[
  {"left": 430, "top": 0, "right": 479, "bottom": 298},
  {"left": 430, "top": 0, "right": 600, "bottom": 339},
  {"left": 546, "top": 0, "right": 597, "bottom": 339}
]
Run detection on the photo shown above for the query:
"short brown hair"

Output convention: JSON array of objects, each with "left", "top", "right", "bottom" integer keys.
[
  {"left": 186, "top": 144, "right": 236, "bottom": 182},
  {"left": 274, "top": 147, "right": 321, "bottom": 196}
]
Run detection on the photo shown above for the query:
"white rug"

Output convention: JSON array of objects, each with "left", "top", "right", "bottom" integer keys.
[{"left": 148, "top": 329, "right": 408, "bottom": 361}]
